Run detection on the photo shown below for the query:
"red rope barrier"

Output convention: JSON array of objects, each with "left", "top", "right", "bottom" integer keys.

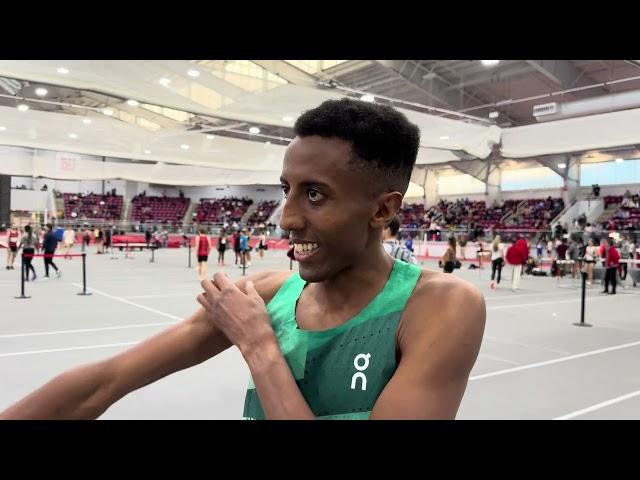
[{"left": 22, "top": 253, "right": 85, "bottom": 259}]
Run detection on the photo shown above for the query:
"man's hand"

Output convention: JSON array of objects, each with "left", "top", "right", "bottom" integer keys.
[{"left": 197, "top": 273, "right": 277, "bottom": 356}]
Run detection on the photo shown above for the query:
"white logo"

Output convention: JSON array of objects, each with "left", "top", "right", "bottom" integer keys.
[{"left": 350, "top": 353, "right": 371, "bottom": 391}]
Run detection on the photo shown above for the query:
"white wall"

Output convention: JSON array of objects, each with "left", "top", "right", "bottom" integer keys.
[
  {"left": 182, "top": 185, "right": 282, "bottom": 202},
  {"left": 439, "top": 193, "right": 487, "bottom": 203},
  {"left": 579, "top": 183, "right": 640, "bottom": 198},
  {"left": 11, "top": 176, "right": 125, "bottom": 195},
  {"left": 501, "top": 188, "right": 564, "bottom": 201}
]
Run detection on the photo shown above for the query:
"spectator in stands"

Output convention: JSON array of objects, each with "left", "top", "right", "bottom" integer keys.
[
  {"left": 382, "top": 215, "right": 418, "bottom": 265},
  {"left": 194, "top": 228, "right": 212, "bottom": 282}
]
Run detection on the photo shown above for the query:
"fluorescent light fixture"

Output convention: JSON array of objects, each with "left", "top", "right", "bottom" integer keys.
[
  {"left": 68, "top": 133, "right": 78, "bottom": 139},
  {"left": 102, "top": 108, "right": 114, "bottom": 116},
  {"left": 57, "top": 67, "right": 69, "bottom": 74},
  {"left": 159, "top": 78, "right": 171, "bottom": 86},
  {"left": 557, "top": 163, "right": 567, "bottom": 169},
  {"left": 488, "top": 111, "right": 499, "bottom": 119},
  {"left": 35, "top": 88, "right": 48, "bottom": 97},
  {"left": 206, "top": 134, "right": 215, "bottom": 140},
  {"left": 180, "top": 144, "right": 190, "bottom": 150},
  {"left": 439, "top": 135, "right": 450, "bottom": 140},
  {"left": 144, "top": 150, "right": 151, "bottom": 154},
  {"left": 83, "top": 118, "right": 92, "bottom": 124},
  {"left": 0, "top": 126, "right": 6, "bottom": 131},
  {"left": 360, "top": 94, "right": 375, "bottom": 102},
  {"left": 17, "top": 104, "right": 29, "bottom": 111},
  {"left": 481, "top": 60, "right": 500, "bottom": 66},
  {"left": 126, "top": 99, "right": 139, "bottom": 107},
  {"left": 249, "top": 127, "right": 260, "bottom": 134},
  {"left": 615, "top": 158, "right": 624, "bottom": 163},
  {"left": 282, "top": 116, "right": 294, "bottom": 122},
  {"left": 187, "top": 69, "right": 200, "bottom": 77}
]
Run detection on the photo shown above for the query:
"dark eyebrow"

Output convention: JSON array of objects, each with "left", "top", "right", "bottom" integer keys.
[{"left": 280, "top": 177, "right": 332, "bottom": 191}]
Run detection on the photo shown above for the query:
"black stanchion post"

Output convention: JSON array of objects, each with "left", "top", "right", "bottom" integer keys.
[
  {"left": 290, "top": 256, "right": 293, "bottom": 271},
  {"left": 188, "top": 241, "right": 192, "bottom": 268},
  {"left": 77, "top": 253, "right": 92, "bottom": 296},
  {"left": 242, "top": 250, "right": 246, "bottom": 276},
  {"left": 14, "top": 253, "right": 30, "bottom": 299},
  {"left": 573, "top": 271, "right": 591, "bottom": 327},
  {"left": 150, "top": 245, "right": 155, "bottom": 263}
]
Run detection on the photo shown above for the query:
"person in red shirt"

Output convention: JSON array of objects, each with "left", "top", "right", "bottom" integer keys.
[
  {"left": 601, "top": 240, "right": 620, "bottom": 295},
  {"left": 506, "top": 237, "right": 529, "bottom": 291},
  {"left": 194, "top": 228, "right": 212, "bottom": 281}
]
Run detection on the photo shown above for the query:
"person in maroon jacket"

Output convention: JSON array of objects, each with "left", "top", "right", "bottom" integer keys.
[
  {"left": 601, "top": 240, "right": 620, "bottom": 295},
  {"left": 506, "top": 237, "right": 529, "bottom": 291}
]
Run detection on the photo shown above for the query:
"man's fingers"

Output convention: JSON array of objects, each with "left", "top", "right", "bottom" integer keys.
[
  {"left": 245, "top": 280, "right": 261, "bottom": 300},
  {"left": 197, "top": 293, "right": 212, "bottom": 311},
  {"left": 213, "top": 272, "right": 234, "bottom": 291},
  {"left": 201, "top": 278, "right": 220, "bottom": 296}
]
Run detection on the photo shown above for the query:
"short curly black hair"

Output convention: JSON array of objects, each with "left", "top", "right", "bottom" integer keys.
[{"left": 294, "top": 98, "right": 421, "bottom": 195}]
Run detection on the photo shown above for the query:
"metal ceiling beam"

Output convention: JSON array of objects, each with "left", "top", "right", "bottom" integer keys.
[
  {"left": 155, "top": 60, "right": 247, "bottom": 100},
  {"left": 443, "top": 62, "right": 534, "bottom": 91},
  {"left": 526, "top": 60, "right": 605, "bottom": 94},
  {"left": 250, "top": 60, "right": 317, "bottom": 86},
  {"left": 377, "top": 60, "right": 467, "bottom": 110}
]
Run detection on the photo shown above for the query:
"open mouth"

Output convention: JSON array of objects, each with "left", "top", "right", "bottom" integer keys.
[{"left": 293, "top": 242, "right": 320, "bottom": 262}]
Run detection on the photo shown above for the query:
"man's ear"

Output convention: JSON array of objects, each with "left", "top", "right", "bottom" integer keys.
[{"left": 370, "top": 191, "right": 403, "bottom": 229}]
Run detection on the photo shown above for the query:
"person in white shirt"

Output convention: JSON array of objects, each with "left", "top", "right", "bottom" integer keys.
[
  {"left": 583, "top": 239, "right": 599, "bottom": 285},
  {"left": 490, "top": 236, "right": 505, "bottom": 289},
  {"left": 63, "top": 227, "right": 76, "bottom": 259}
]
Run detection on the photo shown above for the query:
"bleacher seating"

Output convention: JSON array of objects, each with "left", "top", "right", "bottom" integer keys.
[
  {"left": 63, "top": 193, "right": 123, "bottom": 220},
  {"left": 195, "top": 197, "right": 253, "bottom": 224},
  {"left": 246, "top": 200, "right": 279, "bottom": 226},
  {"left": 131, "top": 195, "right": 189, "bottom": 224}
]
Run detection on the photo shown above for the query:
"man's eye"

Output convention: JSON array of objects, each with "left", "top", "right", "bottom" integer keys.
[
  {"left": 307, "top": 189, "right": 323, "bottom": 202},
  {"left": 281, "top": 186, "right": 289, "bottom": 198}
]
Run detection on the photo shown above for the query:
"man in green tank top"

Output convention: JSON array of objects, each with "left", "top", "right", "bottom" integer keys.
[{"left": 1, "top": 98, "right": 486, "bottom": 420}]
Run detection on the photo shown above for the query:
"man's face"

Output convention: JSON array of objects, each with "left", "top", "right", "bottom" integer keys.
[{"left": 279, "top": 136, "right": 380, "bottom": 282}]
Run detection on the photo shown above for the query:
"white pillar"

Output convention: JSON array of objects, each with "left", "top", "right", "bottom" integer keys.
[
  {"left": 563, "top": 157, "right": 580, "bottom": 206},
  {"left": 424, "top": 169, "right": 439, "bottom": 208},
  {"left": 485, "top": 166, "right": 502, "bottom": 206}
]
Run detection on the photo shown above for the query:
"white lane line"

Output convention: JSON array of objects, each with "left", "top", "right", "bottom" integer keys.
[
  {"left": 0, "top": 322, "right": 176, "bottom": 339},
  {"left": 486, "top": 296, "right": 614, "bottom": 310},
  {"left": 484, "top": 290, "right": 576, "bottom": 301},
  {"left": 554, "top": 390, "right": 640, "bottom": 420},
  {"left": 0, "top": 341, "right": 140, "bottom": 357},
  {"left": 123, "top": 293, "right": 195, "bottom": 299},
  {"left": 483, "top": 335, "right": 571, "bottom": 355},
  {"left": 470, "top": 340, "right": 640, "bottom": 381},
  {"left": 71, "top": 284, "right": 182, "bottom": 321},
  {"left": 478, "top": 354, "right": 520, "bottom": 365}
]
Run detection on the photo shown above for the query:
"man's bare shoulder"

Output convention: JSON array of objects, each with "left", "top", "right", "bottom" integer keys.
[{"left": 398, "top": 267, "right": 486, "bottom": 349}]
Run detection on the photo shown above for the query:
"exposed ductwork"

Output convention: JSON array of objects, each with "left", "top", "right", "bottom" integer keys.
[
  {"left": 0, "top": 77, "right": 21, "bottom": 95},
  {"left": 534, "top": 89, "right": 640, "bottom": 122}
]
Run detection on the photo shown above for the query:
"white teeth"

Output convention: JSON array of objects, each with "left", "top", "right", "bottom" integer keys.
[{"left": 294, "top": 243, "right": 319, "bottom": 253}]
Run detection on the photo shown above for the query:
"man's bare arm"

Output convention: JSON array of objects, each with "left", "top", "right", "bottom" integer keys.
[
  {"left": 0, "top": 270, "right": 291, "bottom": 420},
  {"left": 369, "top": 274, "right": 486, "bottom": 419}
]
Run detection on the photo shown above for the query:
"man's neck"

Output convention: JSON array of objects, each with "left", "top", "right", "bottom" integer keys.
[{"left": 311, "top": 243, "right": 395, "bottom": 311}]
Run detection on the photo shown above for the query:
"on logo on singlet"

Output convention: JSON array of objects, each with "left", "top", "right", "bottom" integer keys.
[{"left": 350, "top": 353, "right": 371, "bottom": 391}]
